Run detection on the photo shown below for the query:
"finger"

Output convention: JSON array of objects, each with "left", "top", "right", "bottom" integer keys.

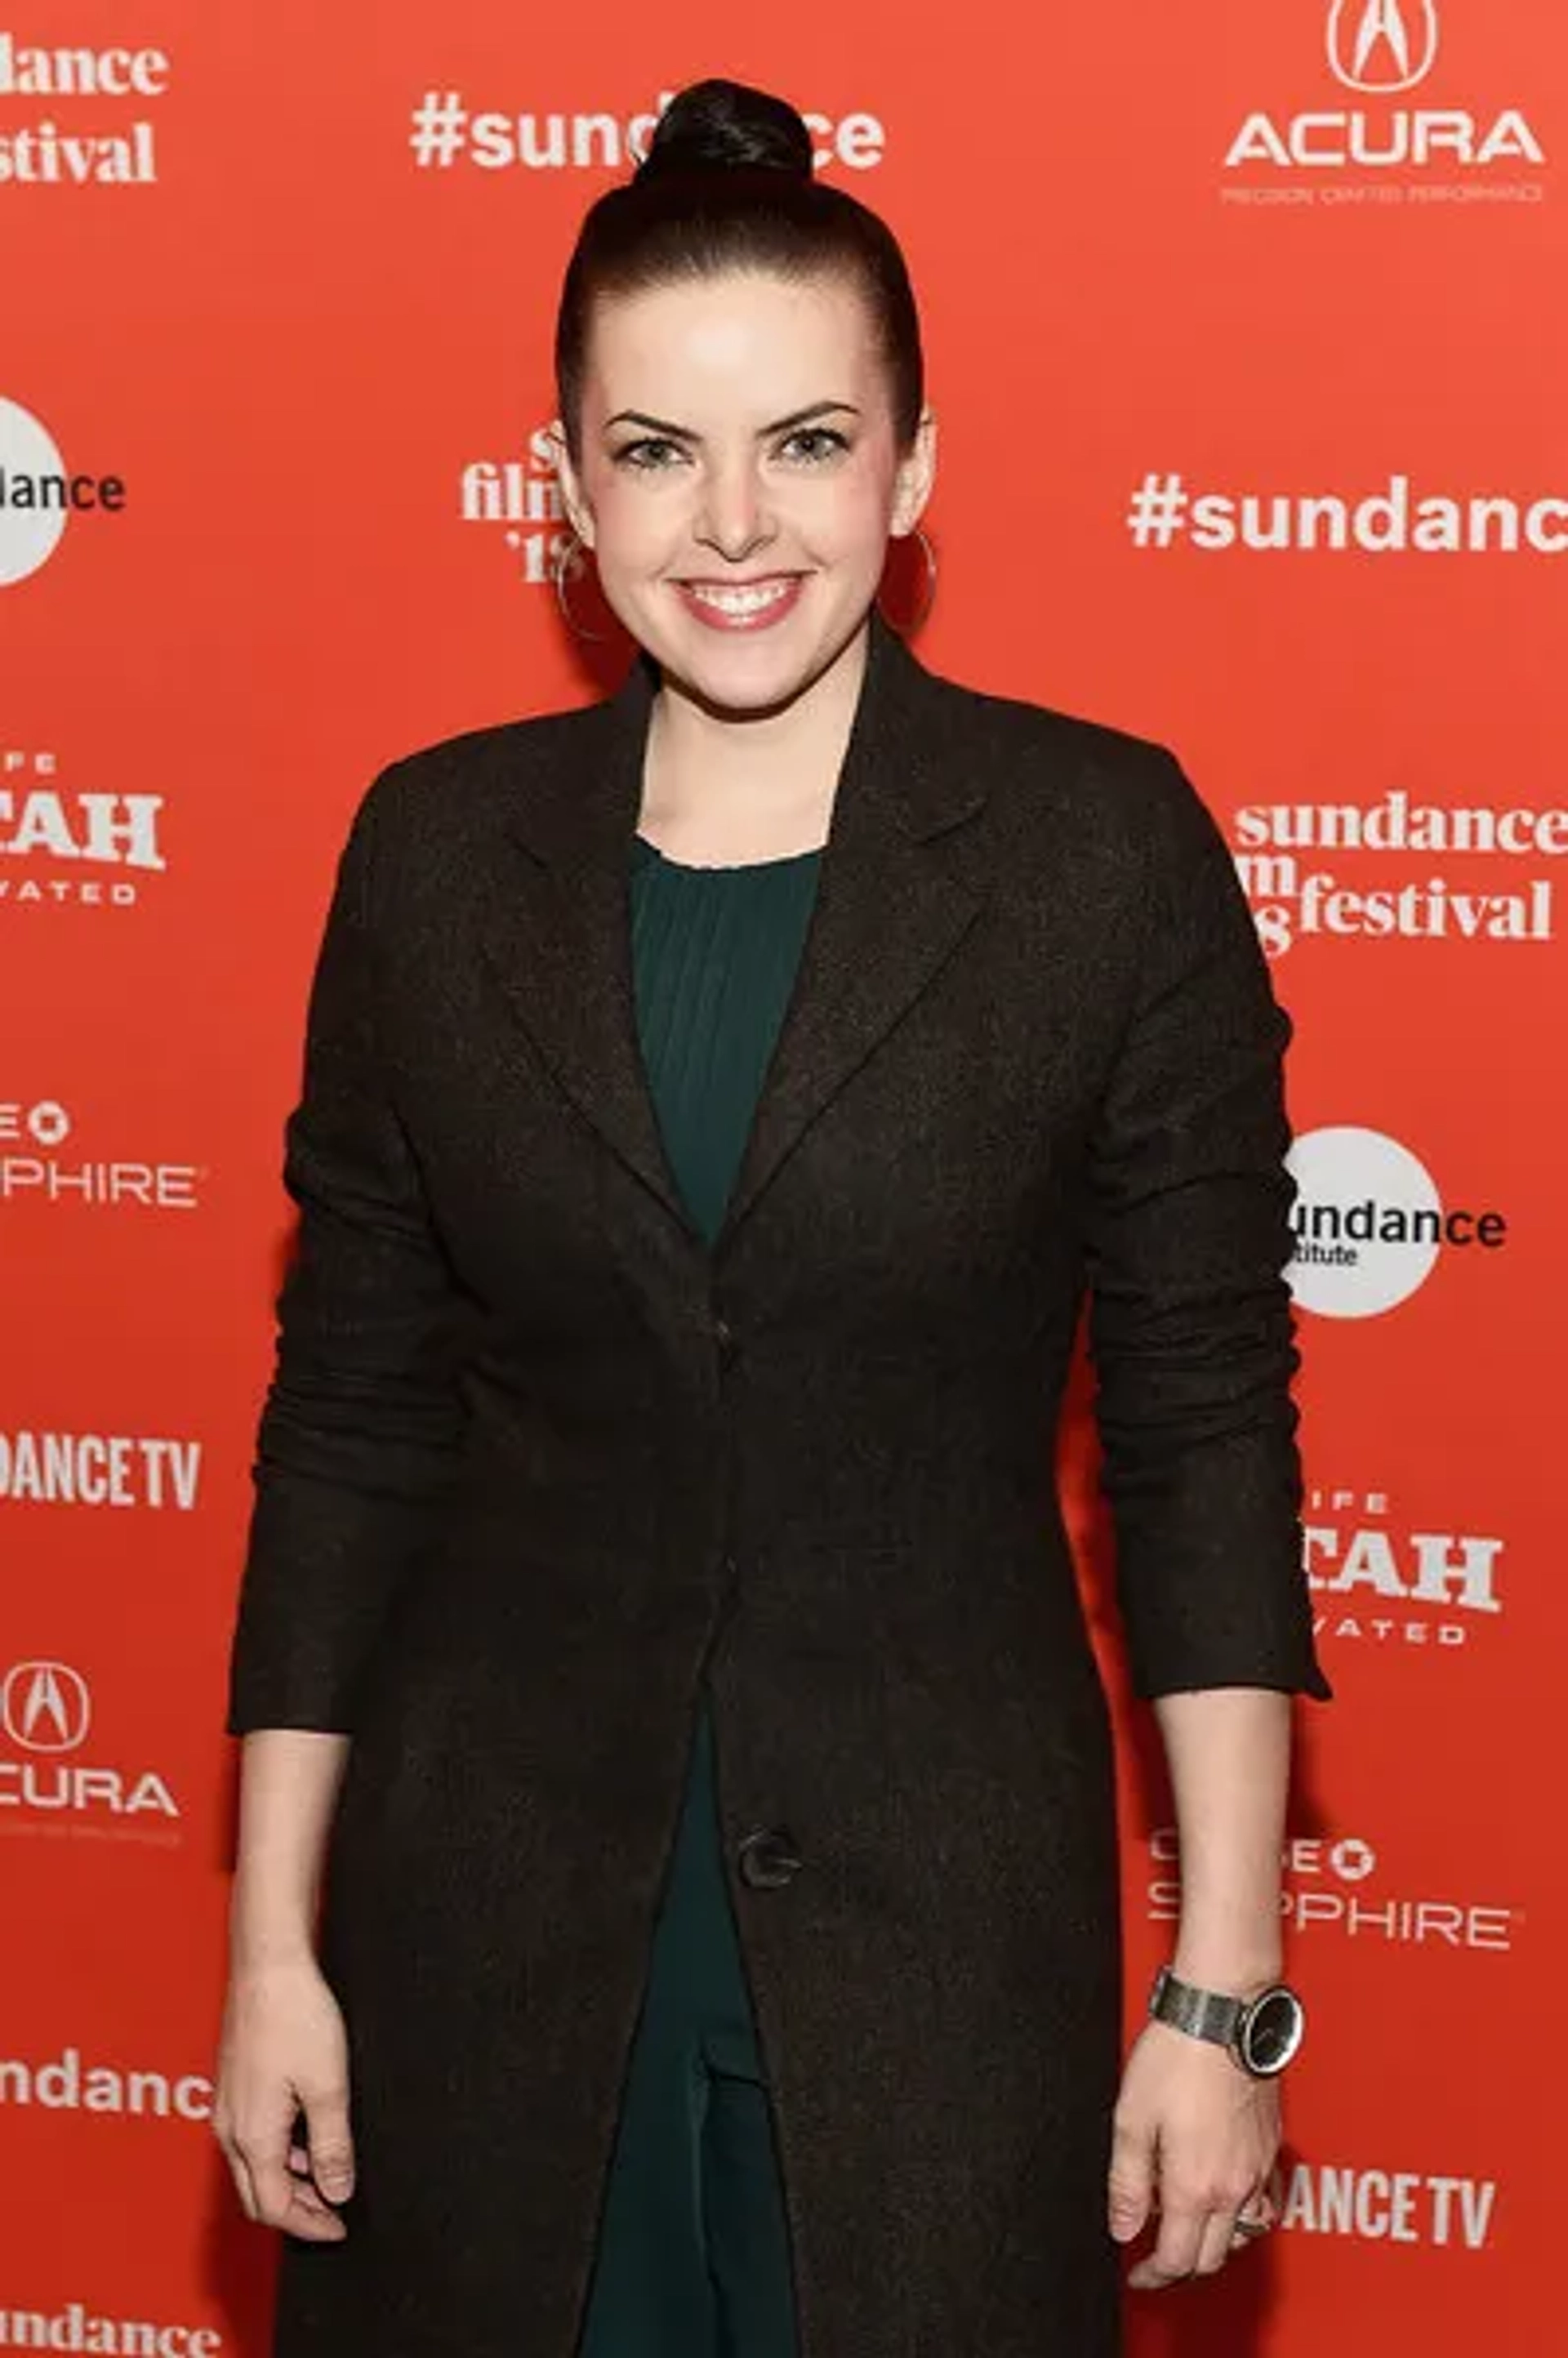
[
  {"left": 227, "top": 2075, "right": 298, "bottom": 2225},
  {"left": 214, "top": 2110, "right": 260, "bottom": 2226},
  {"left": 1232, "top": 2186, "right": 1278, "bottom": 2247},
  {"left": 242, "top": 2107, "right": 334, "bottom": 2235},
  {"left": 299, "top": 2082, "right": 356, "bottom": 2206},
  {"left": 247, "top": 2140, "right": 311, "bottom": 2231},
  {"left": 1224, "top": 2171, "right": 1277, "bottom": 2253},
  {"left": 223, "top": 2142, "right": 261, "bottom": 2225},
  {"left": 281, "top": 2180, "right": 351, "bottom": 2241},
  {"left": 1128, "top": 2191, "right": 1206, "bottom": 2290},
  {"left": 1195, "top": 2205, "right": 1237, "bottom": 2276},
  {"left": 1107, "top": 2118, "right": 1156, "bottom": 2245},
  {"left": 1229, "top": 2214, "right": 1275, "bottom": 2258},
  {"left": 247, "top": 2150, "right": 349, "bottom": 2244}
]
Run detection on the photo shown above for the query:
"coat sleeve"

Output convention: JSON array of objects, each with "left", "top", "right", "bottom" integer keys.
[
  {"left": 225, "top": 771, "right": 471, "bottom": 1736},
  {"left": 1083, "top": 748, "right": 1330, "bottom": 1704}
]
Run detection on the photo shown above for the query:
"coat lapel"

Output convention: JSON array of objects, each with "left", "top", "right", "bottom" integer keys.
[
  {"left": 713, "top": 622, "right": 988, "bottom": 1251},
  {"left": 478, "top": 615, "right": 990, "bottom": 1256},
  {"left": 473, "top": 657, "right": 695, "bottom": 1232}
]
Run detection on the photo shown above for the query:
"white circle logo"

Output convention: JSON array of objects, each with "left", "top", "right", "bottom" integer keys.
[
  {"left": 0, "top": 398, "right": 69, "bottom": 586},
  {"left": 1286, "top": 1126, "right": 1442, "bottom": 1318},
  {"left": 28, "top": 1100, "right": 72, "bottom": 1146},
  {"left": 1329, "top": 1836, "right": 1378, "bottom": 1883}
]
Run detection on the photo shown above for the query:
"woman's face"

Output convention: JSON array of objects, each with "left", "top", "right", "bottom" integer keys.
[{"left": 555, "top": 268, "right": 934, "bottom": 716}]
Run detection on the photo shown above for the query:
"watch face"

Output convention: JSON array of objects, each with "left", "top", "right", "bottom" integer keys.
[{"left": 1241, "top": 1988, "right": 1304, "bottom": 2076}]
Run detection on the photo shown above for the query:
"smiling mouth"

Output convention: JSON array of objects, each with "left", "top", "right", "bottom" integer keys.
[{"left": 676, "top": 575, "right": 804, "bottom": 619}]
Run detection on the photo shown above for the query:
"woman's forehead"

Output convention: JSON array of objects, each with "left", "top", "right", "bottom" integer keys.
[{"left": 583, "top": 271, "right": 882, "bottom": 415}]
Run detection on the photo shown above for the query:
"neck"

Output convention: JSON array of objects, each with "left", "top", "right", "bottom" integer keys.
[{"left": 639, "top": 622, "right": 871, "bottom": 864}]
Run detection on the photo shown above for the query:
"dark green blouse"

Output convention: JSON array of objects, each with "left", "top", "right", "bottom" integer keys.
[{"left": 629, "top": 830, "right": 823, "bottom": 1244}]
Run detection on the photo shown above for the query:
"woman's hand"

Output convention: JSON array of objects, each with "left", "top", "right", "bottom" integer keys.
[
  {"left": 214, "top": 1955, "right": 355, "bottom": 2242},
  {"left": 1108, "top": 2020, "right": 1281, "bottom": 2288}
]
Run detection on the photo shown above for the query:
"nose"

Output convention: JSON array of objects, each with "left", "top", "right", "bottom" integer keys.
[{"left": 693, "top": 458, "right": 775, "bottom": 564}]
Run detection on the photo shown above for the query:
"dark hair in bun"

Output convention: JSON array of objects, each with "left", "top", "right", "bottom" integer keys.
[
  {"left": 555, "top": 78, "right": 922, "bottom": 454},
  {"left": 638, "top": 78, "right": 814, "bottom": 182}
]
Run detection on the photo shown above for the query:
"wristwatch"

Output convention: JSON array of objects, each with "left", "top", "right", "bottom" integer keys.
[{"left": 1149, "top": 1964, "right": 1306, "bottom": 2079}]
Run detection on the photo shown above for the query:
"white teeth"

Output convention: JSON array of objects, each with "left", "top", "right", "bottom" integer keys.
[{"left": 685, "top": 580, "right": 792, "bottom": 617}]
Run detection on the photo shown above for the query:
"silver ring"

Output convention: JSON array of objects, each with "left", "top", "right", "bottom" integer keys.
[{"left": 1232, "top": 2211, "right": 1272, "bottom": 2240}]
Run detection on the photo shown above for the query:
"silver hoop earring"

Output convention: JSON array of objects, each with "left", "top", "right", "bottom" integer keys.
[
  {"left": 551, "top": 530, "right": 612, "bottom": 645},
  {"left": 878, "top": 524, "right": 938, "bottom": 636}
]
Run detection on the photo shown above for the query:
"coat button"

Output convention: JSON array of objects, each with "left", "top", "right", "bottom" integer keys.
[
  {"left": 713, "top": 1314, "right": 737, "bottom": 1360},
  {"left": 737, "top": 1826, "right": 804, "bottom": 1892}
]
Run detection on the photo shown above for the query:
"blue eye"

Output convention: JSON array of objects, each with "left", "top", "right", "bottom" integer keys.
[
  {"left": 779, "top": 426, "right": 850, "bottom": 464},
  {"left": 613, "top": 438, "right": 687, "bottom": 470}
]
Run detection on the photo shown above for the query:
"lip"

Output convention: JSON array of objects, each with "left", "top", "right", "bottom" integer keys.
[{"left": 671, "top": 573, "right": 808, "bottom": 634}]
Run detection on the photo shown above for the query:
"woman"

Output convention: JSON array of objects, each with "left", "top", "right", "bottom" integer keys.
[{"left": 216, "top": 76, "right": 1329, "bottom": 2358}]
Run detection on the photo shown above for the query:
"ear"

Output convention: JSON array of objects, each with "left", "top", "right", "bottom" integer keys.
[
  {"left": 889, "top": 408, "right": 938, "bottom": 539},
  {"left": 548, "top": 420, "right": 596, "bottom": 550}
]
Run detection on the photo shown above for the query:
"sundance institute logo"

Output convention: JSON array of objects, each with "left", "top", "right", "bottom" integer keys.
[
  {"left": 1285, "top": 1126, "right": 1508, "bottom": 1318},
  {"left": 0, "top": 398, "right": 126, "bottom": 586}
]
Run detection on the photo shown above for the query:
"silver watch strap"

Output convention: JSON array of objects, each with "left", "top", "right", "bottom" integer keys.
[{"left": 1150, "top": 1967, "right": 1245, "bottom": 2048}]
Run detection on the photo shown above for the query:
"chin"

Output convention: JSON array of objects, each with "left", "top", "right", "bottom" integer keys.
[
  {"left": 644, "top": 604, "right": 868, "bottom": 720},
  {"left": 678, "top": 645, "right": 813, "bottom": 718}
]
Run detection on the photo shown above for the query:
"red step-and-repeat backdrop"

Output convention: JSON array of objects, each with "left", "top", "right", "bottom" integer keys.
[{"left": 2, "top": 2, "right": 1559, "bottom": 2350}]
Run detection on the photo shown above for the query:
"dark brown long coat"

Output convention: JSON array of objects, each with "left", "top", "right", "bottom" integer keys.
[{"left": 227, "top": 616, "right": 1326, "bottom": 2357}]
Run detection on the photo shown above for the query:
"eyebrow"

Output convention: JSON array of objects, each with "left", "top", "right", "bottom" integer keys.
[{"left": 603, "top": 400, "right": 862, "bottom": 440}]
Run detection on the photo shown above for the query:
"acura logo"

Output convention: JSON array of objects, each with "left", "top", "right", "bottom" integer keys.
[
  {"left": 1328, "top": 0, "right": 1441, "bottom": 93},
  {"left": 1, "top": 1660, "right": 91, "bottom": 1753}
]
